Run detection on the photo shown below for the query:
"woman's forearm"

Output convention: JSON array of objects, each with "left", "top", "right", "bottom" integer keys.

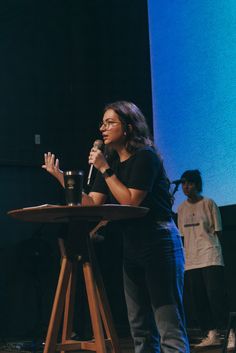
[
  {"left": 104, "top": 174, "right": 147, "bottom": 206},
  {"left": 82, "top": 192, "right": 95, "bottom": 206},
  {"left": 57, "top": 171, "right": 65, "bottom": 188},
  {"left": 105, "top": 175, "right": 132, "bottom": 204}
]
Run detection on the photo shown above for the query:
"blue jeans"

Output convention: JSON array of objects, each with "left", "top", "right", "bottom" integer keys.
[{"left": 123, "top": 220, "right": 190, "bottom": 353}]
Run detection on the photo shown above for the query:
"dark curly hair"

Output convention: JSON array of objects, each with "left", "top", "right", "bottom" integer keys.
[
  {"left": 104, "top": 101, "right": 155, "bottom": 154},
  {"left": 181, "top": 169, "right": 203, "bottom": 192}
]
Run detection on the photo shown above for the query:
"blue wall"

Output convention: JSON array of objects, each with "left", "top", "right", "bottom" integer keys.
[{"left": 148, "top": 0, "right": 236, "bottom": 211}]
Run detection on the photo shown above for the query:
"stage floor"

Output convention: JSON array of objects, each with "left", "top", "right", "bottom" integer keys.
[{"left": 0, "top": 336, "right": 230, "bottom": 353}]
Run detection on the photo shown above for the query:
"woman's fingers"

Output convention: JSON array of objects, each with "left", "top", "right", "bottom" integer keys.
[
  {"left": 89, "top": 149, "right": 102, "bottom": 163},
  {"left": 44, "top": 152, "right": 52, "bottom": 166},
  {"left": 42, "top": 152, "right": 59, "bottom": 173},
  {"left": 88, "top": 149, "right": 107, "bottom": 171},
  {"left": 42, "top": 153, "right": 64, "bottom": 187},
  {"left": 50, "top": 153, "right": 55, "bottom": 167},
  {"left": 44, "top": 152, "right": 48, "bottom": 165},
  {"left": 88, "top": 152, "right": 94, "bottom": 165},
  {"left": 88, "top": 149, "right": 95, "bottom": 164},
  {"left": 55, "top": 158, "right": 59, "bottom": 169},
  {"left": 42, "top": 153, "right": 49, "bottom": 169}
]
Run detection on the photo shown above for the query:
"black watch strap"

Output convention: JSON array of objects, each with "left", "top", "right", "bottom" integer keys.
[{"left": 102, "top": 167, "right": 114, "bottom": 178}]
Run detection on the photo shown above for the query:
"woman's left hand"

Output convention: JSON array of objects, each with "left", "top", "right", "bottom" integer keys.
[{"left": 88, "top": 148, "right": 109, "bottom": 173}]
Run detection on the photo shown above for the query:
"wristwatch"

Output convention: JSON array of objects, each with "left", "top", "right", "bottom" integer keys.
[{"left": 102, "top": 167, "right": 114, "bottom": 178}]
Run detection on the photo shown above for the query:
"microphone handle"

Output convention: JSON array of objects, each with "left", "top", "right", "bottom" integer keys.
[
  {"left": 87, "top": 164, "right": 94, "bottom": 185},
  {"left": 87, "top": 139, "right": 103, "bottom": 186}
]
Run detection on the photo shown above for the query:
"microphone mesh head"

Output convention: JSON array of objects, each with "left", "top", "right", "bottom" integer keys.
[{"left": 93, "top": 139, "right": 103, "bottom": 149}]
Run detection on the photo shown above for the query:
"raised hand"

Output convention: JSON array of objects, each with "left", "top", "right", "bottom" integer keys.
[{"left": 42, "top": 152, "right": 64, "bottom": 187}]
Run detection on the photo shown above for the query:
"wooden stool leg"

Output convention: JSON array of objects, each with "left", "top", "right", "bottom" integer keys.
[
  {"left": 61, "top": 261, "right": 77, "bottom": 342},
  {"left": 59, "top": 236, "right": 78, "bottom": 353},
  {"left": 43, "top": 224, "right": 120, "bottom": 353},
  {"left": 83, "top": 261, "right": 107, "bottom": 353},
  {"left": 43, "top": 256, "right": 72, "bottom": 353}
]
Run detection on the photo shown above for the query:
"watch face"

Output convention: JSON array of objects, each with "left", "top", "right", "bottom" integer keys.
[{"left": 103, "top": 168, "right": 114, "bottom": 177}]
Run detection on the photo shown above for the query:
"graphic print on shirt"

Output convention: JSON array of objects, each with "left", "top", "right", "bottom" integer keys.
[{"left": 183, "top": 212, "right": 200, "bottom": 228}]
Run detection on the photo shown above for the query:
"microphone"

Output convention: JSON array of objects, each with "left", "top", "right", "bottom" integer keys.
[
  {"left": 171, "top": 179, "right": 184, "bottom": 185},
  {"left": 87, "top": 139, "right": 103, "bottom": 185}
]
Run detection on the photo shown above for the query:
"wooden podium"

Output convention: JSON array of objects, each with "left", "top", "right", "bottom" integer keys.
[{"left": 8, "top": 204, "right": 148, "bottom": 353}]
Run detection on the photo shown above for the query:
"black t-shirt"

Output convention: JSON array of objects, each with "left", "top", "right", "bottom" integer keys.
[{"left": 91, "top": 147, "right": 172, "bottom": 224}]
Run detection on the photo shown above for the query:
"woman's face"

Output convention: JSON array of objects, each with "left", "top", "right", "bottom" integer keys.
[
  {"left": 182, "top": 180, "right": 198, "bottom": 198},
  {"left": 100, "top": 109, "right": 126, "bottom": 146}
]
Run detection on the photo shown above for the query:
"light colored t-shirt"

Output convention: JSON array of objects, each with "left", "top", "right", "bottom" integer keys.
[{"left": 177, "top": 197, "right": 223, "bottom": 271}]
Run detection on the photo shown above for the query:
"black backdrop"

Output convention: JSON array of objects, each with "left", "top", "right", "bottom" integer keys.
[
  {"left": 0, "top": 0, "right": 152, "bottom": 169},
  {"left": 0, "top": 0, "right": 152, "bottom": 339}
]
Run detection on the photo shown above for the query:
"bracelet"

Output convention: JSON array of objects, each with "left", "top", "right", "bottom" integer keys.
[{"left": 102, "top": 168, "right": 114, "bottom": 178}]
